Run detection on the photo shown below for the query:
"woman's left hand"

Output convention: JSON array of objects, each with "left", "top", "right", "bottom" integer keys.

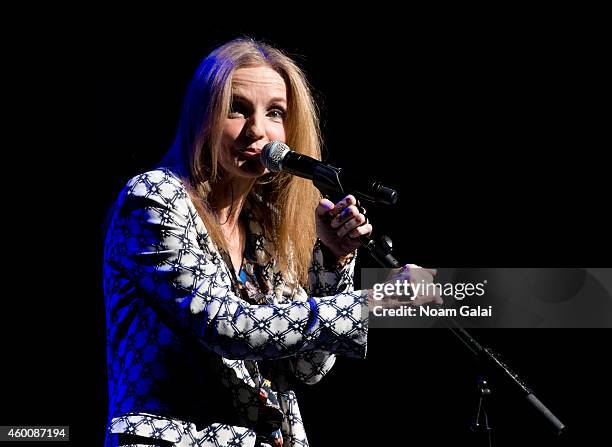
[{"left": 316, "top": 195, "right": 373, "bottom": 260}]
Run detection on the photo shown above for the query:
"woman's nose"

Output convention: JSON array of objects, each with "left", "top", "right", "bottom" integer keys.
[{"left": 245, "top": 115, "right": 265, "bottom": 140}]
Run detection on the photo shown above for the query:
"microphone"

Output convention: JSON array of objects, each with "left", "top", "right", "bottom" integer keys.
[{"left": 261, "top": 141, "right": 398, "bottom": 205}]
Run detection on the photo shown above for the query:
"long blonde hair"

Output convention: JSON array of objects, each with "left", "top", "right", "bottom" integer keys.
[{"left": 161, "top": 37, "right": 322, "bottom": 286}]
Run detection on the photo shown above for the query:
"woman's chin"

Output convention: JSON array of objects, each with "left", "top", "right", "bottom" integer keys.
[{"left": 237, "top": 157, "right": 268, "bottom": 178}]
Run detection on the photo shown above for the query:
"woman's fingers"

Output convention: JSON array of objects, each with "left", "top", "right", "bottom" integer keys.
[
  {"left": 328, "top": 195, "right": 357, "bottom": 219},
  {"left": 330, "top": 205, "right": 358, "bottom": 229},
  {"left": 315, "top": 194, "right": 372, "bottom": 258},
  {"left": 326, "top": 195, "right": 370, "bottom": 240},
  {"left": 406, "top": 264, "right": 436, "bottom": 279},
  {"left": 381, "top": 264, "right": 442, "bottom": 306},
  {"left": 349, "top": 223, "right": 373, "bottom": 239},
  {"left": 330, "top": 205, "right": 359, "bottom": 228},
  {"left": 316, "top": 198, "right": 335, "bottom": 217},
  {"left": 336, "top": 212, "right": 367, "bottom": 237}
]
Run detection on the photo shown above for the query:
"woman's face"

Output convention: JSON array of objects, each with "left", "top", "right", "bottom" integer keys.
[{"left": 218, "top": 65, "right": 287, "bottom": 180}]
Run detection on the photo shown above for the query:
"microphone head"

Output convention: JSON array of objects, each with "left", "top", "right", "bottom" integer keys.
[{"left": 261, "top": 141, "right": 290, "bottom": 172}]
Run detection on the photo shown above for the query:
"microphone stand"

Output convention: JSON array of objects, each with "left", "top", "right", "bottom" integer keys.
[{"left": 314, "top": 166, "right": 566, "bottom": 444}]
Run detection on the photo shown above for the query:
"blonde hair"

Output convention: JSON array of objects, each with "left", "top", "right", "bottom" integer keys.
[{"left": 161, "top": 37, "right": 322, "bottom": 286}]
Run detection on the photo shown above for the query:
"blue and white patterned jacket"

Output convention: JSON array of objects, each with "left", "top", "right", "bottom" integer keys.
[{"left": 103, "top": 168, "right": 368, "bottom": 446}]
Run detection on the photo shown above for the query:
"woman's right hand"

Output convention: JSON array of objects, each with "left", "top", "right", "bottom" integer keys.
[{"left": 367, "top": 264, "right": 443, "bottom": 309}]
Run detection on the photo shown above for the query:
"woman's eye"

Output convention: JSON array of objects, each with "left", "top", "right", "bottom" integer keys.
[
  {"left": 268, "top": 109, "right": 286, "bottom": 120},
  {"left": 229, "top": 103, "right": 247, "bottom": 117}
]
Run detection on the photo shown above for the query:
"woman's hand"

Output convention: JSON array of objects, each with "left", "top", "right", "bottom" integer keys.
[
  {"left": 368, "top": 264, "right": 443, "bottom": 309},
  {"left": 316, "top": 195, "right": 372, "bottom": 260}
]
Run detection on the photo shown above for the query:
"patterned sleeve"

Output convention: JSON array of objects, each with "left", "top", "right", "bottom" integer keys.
[
  {"left": 104, "top": 170, "right": 368, "bottom": 362},
  {"left": 287, "top": 239, "right": 360, "bottom": 384},
  {"left": 309, "top": 239, "right": 358, "bottom": 297}
]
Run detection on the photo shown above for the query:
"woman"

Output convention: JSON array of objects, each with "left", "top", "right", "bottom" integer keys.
[{"left": 104, "top": 37, "right": 437, "bottom": 447}]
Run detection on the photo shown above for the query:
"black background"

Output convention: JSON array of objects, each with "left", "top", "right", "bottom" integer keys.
[{"left": 2, "top": 8, "right": 609, "bottom": 446}]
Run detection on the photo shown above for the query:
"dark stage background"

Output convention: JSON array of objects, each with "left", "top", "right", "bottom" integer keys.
[{"left": 2, "top": 13, "right": 609, "bottom": 446}]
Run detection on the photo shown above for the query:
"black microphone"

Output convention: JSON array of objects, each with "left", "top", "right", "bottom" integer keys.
[{"left": 261, "top": 141, "right": 398, "bottom": 206}]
